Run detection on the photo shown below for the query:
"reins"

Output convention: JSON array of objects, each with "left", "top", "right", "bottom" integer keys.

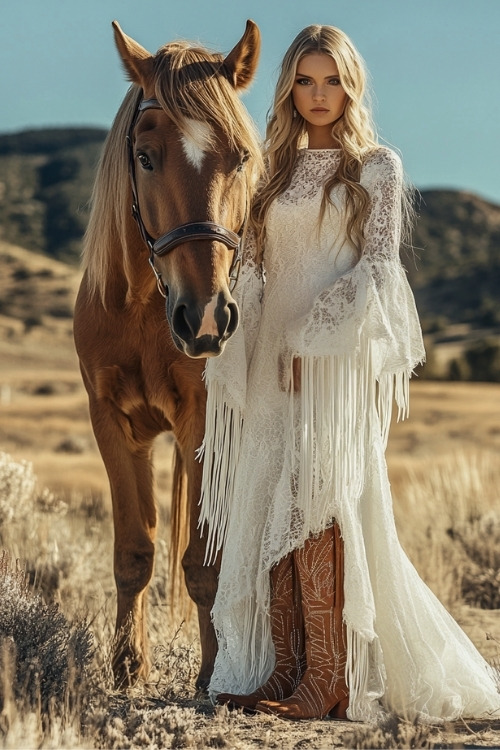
[{"left": 126, "top": 95, "right": 243, "bottom": 298}]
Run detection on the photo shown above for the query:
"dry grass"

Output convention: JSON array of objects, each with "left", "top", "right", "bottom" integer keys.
[{"left": 0, "top": 255, "right": 500, "bottom": 746}]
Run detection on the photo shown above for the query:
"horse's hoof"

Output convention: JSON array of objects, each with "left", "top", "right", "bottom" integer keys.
[
  {"left": 113, "top": 670, "right": 139, "bottom": 691},
  {"left": 195, "top": 674, "right": 211, "bottom": 693},
  {"left": 112, "top": 656, "right": 143, "bottom": 691}
]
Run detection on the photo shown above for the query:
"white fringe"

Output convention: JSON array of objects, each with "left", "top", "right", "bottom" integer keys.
[
  {"left": 292, "top": 344, "right": 374, "bottom": 534},
  {"left": 346, "top": 625, "right": 385, "bottom": 722},
  {"left": 377, "top": 369, "right": 411, "bottom": 449},
  {"left": 197, "top": 379, "right": 243, "bottom": 565}
]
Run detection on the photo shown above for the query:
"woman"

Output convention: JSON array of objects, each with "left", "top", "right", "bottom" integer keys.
[{"left": 198, "top": 25, "right": 500, "bottom": 722}]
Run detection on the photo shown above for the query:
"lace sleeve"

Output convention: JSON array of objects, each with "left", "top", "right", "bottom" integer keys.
[{"left": 286, "top": 148, "right": 425, "bottom": 378}]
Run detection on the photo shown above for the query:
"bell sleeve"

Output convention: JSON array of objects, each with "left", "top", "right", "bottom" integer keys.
[
  {"left": 198, "top": 228, "right": 264, "bottom": 563},
  {"left": 286, "top": 147, "right": 425, "bottom": 437}
]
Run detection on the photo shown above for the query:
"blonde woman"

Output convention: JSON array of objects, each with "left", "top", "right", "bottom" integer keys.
[{"left": 199, "top": 25, "right": 500, "bottom": 722}]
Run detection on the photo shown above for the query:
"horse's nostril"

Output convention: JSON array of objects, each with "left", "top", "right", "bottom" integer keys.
[
  {"left": 226, "top": 302, "right": 239, "bottom": 337},
  {"left": 172, "top": 303, "right": 195, "bottom": 342},
  {"left": 214, "top": 298, "right": 239, "bottom": 340}
]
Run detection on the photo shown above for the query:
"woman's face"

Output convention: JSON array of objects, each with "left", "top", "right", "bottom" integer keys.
[{"left": 292, "top": 53, "right": 347, "bottom": 145}]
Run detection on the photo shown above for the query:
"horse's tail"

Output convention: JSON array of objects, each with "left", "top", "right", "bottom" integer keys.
[{"left": 169, "top": 442, "right": 189, "bottom": 611}]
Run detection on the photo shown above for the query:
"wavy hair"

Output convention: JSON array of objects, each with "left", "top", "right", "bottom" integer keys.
[{"left": 252, "top": 25, "right": 385, "bottom": 262}]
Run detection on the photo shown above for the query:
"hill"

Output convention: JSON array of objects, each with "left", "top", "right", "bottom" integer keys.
[
  {"left": 0, "top": 240, "right": 80, "bottom": 370},
  {"left": 409, "top": 190, "right": 500, "bottom": 332},
  {"left": 0, "top": 127, "right": 106, "bottom": 264}
]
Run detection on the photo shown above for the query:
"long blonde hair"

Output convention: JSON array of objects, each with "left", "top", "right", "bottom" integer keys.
[{"left": 252, "top": 25, "right": 379, "bottom": 262}]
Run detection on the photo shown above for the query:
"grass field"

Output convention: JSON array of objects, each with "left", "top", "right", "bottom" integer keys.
[{"left": 1, "top": 243, "right": 500, "bottom": 747}]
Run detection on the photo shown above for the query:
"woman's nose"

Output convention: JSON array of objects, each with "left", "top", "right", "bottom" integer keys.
[{"left": 313, "top": 88, "right": 326, "bottom": 101}]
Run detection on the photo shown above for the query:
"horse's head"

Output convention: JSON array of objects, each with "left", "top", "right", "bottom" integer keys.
[{"left": 112, "top": 21, "right": 261, "bottom": 358}]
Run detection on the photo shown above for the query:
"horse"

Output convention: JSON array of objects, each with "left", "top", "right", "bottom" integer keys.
[{"left": 73, "top": 20, "right": 261, "bottom": 690}]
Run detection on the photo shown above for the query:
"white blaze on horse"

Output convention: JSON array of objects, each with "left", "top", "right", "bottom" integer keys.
[{"left": 73, "top": 20, "right": 261, "bottom": 690}]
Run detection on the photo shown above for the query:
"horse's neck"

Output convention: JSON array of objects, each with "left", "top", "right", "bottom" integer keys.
[{"left": 103, "top": 230, "right": 157, "bottom": 310}]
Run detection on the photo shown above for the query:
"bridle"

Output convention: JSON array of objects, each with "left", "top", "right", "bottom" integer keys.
[{"left": 126, "top": 96, "right": 243, "bottom": 298}]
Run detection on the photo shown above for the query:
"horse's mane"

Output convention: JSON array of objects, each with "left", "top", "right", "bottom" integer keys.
[
  {"left": 82, "top": 41, "right": 262, "bottom": 305},
  {"left": 153, "top": 42, "right": 259, "bottom": 153}
]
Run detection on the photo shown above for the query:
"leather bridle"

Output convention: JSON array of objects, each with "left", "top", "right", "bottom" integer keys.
[{"left": 126, "top": 96, "right": 244, "bottom": 298}]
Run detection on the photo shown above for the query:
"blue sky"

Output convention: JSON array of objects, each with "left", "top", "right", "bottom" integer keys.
[{"left": 1, "top": 0, "right": 499, "bottom": 203}]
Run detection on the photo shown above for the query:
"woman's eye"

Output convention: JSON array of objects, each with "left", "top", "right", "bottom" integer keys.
[
  {"left": 137, "top": 152, "right": 152, "bottom": 170},
  {"left": 295, "top": 78, "right": 311, "bottom": 86},
  {"left": 328, "top": 77, "right": 341, "bottom": 86}
]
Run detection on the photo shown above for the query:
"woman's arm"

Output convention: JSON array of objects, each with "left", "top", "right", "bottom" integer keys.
[{"left": 286, "top": 148, "right": 424, "bottom": 376}]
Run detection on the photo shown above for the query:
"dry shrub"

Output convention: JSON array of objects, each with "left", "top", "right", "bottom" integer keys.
[
  {"left": 77, "top": 490, "right": 108, "bottom": 522},
  {"left": 462, "top": 567, "right": 500, "bottom": 610},
  {"left": 147, "top": 624, "right": 200, "bottom": 700},
  {"left": 394, "top": 449, "right": 500, "bottom": 610},
  {"left": 0, "top": 552, "right": 94, "bottom": 720},
  {"left": 341, "top": 713, "right": 439, "bottom": 749},
  {"left": 0, "top": 450, "right": 36, "bottom": 525},
  {"left": 89, "top": 700, "right": 204, "bottom": 750},
  {"left": 36, "top": 486, "right": 69, "bottom": 514},
  {"left": 448, "top": 510, "right": 500, "bottom": 609}
]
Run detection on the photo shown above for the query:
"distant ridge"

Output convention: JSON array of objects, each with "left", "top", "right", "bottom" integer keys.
[
  {"left": 0, "top": 127, "right": 107, "bottom": 264},
  {"left": 410, "top": 189, "right": 500, "bottom": 332},
  {"left": 0, "top": 127, "right": 108, "bottom": 155}
]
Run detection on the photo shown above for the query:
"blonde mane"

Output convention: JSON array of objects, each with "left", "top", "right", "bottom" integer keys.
[{"left": 82, "top": 41, "right": 262, "bottom": 305}]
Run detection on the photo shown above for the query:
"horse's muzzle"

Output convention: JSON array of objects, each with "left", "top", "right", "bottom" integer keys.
[{"left": 168, "top": 292, "right": 239, "bottom": 358}]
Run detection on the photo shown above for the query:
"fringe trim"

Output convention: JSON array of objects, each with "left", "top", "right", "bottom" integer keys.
[
  {"left": 291, "top": 344, "right": 374, "bottom": 533},
  {"left": 208, "top": 595, "right": 274, "bottom": 701},
  {"left": 377, "top": 369, "right": 411, "bottom": 450},
  {"left": 346, "top": 625, "right": 385, "bottom": 722},
  {"left": 197, "top": 379, "right": 243, "bottom": 565}
]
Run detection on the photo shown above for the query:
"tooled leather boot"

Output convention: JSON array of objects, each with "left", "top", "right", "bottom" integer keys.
[
  {"left": 256, "top": 522, "right": 349, "bottom": 720},
  {"left": 216, "top": 549, "right": 305, "bottom": 710}
]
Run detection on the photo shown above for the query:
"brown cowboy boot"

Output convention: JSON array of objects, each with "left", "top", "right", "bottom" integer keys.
[
  {"left": 256, "top": 522, "right": 349, "bottom": 720},
  {"left": 217, "top": 550, "right": 305, "bottom": 710}
]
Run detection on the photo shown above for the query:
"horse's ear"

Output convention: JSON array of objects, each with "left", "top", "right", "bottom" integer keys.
[
  {"left": 112, "top": 21, "right": 155, "bottom": 87},
  {"left": 223, "top": 20, "right": 261, "bottom": 90}
]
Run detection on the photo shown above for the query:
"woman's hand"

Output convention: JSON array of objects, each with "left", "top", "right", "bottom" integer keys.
[
  {"left": 291, "top": 357, "right": 301, "bottom": 392},
  {"left": 278, "top": 353, "right": 301, "bottom": 392}
]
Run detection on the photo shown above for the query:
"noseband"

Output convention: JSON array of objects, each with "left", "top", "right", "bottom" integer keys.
[{"left": 126, "top": 96, "right": 243, "bottom": 298}]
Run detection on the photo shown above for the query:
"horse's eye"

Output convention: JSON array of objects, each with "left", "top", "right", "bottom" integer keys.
[
  {"left": 137, "top": 152, "right": 153, "bottom": 170},
  {"left": 236, "top": 151, "right": 250, "bottom": 173}
]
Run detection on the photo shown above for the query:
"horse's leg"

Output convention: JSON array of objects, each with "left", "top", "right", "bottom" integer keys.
[
  {"left": 170, "top": 363, "right": 219, "bottom": 691},
  {"left": 85, "top": 371, "right": 163, "bottom": 688},
  {"left": 111, "top": 443, "right": 156, "bottom": 688},
  {"left": 183, "top": 451, "right": 219, "bottom": 691}
]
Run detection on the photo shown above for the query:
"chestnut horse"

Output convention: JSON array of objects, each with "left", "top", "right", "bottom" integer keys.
[{"left": 73, "top": 20, "right": 261, "bottom": 690}]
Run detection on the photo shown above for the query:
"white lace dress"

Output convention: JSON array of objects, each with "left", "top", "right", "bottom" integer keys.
[{"left": 199, "top": 147, "right": 500, "bottom": 722}]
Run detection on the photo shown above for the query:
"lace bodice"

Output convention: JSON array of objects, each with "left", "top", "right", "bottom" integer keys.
[
  {"left": 263, "top": 149, "right": 356, "bottom": 314},
  {"left": 280, "top": 148, "right": 342, "bottom": 201}
]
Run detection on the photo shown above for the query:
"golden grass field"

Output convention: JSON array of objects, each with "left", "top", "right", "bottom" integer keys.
[{"left": 1, "top": 241, "right": 500, "bottom": 747}]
